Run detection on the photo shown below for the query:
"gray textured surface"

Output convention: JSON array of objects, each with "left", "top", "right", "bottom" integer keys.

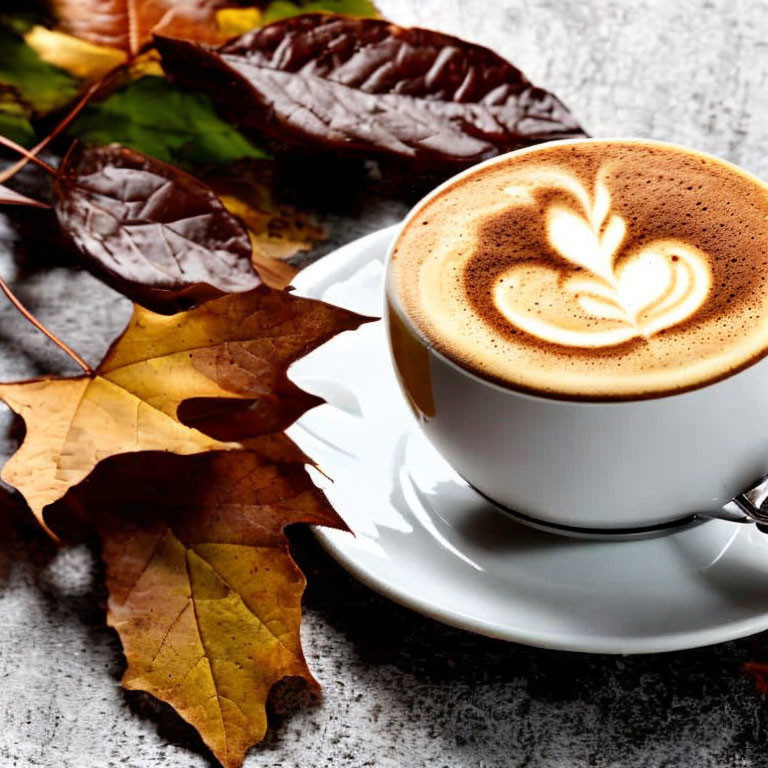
[{"left": 2, "top": 1, "right": 768, "bottom": 766}]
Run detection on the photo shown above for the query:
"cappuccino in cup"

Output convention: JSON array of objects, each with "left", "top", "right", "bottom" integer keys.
[
  {"left": 385, "top": 139, "right": 768, "bottom": 533},
  {"left": 389, "top": 140, "right": 768, "bottom": 400}
]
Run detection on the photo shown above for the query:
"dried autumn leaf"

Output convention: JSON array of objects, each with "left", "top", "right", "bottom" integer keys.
[
  {"left": 207, "top": 167, "right": 325, "bottom": 288},
  {"left": 0, "top": 286, "right": 367, "bottom": 529},
  {"left": 207, "top": 168, "right": 324, "bottom": 259},
  {"left": 127, "top": 48, "right": 165, "bottom": 77},
  {"left": 0, "top": 377, "right": 228, "bottom": 532},
  {"left": 247, "top": 248, "right": 298, "bottom": 290},
  {"left": 53, "top": 142, "right": 260, "bottom": 312},
  {"left": 51, "top": 0, "right": 229, "bottom": 57},
  {"left": 216, "top": 7, "right": 264, "bottom": 38},
  {"left": 55, "top": 449, "right": 344, "bottom": 768},
  {"left": 102, "top": 285, "right": 367, "bottom": 440},
  {"left": 23, "top": 25, "right": 128, "bottom": 81},
  {"left": 157, "top": 15, "right": 586, "bottom": 169}
]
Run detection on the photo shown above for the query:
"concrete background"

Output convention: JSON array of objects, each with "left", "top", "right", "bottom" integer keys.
[{"left": 3, "top": 0, "right": 768, "bottom": 766}]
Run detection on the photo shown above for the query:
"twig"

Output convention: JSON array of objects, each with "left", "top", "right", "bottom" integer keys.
[
  {"left": 0, "top": 136, "right": 56, "bottom": 175},
  {"left": 0, "top": 276, "right": 92, "bottom": 375}
]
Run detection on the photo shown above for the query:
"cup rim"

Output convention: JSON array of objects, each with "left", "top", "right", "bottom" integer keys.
[{"left": 384, "top": 136, "right": 768, "bottom": 407}]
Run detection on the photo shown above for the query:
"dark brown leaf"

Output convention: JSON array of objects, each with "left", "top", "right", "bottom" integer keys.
[
  {"left": 52, "top": 143, "right": 260, "bottom": 312},
  {"left": 156, "top": 15, "right": 586, "bottom": 169}
]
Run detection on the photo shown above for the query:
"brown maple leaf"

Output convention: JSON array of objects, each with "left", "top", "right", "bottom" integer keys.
[
  {"left": 54, "top": 448, "right": 345, "bottom": 768},
  {"left": 0, "top": 286, "right": 368, "bottom": 531},
  {"left": 51, "top": 0, "right": 229, "bottom": 58}
]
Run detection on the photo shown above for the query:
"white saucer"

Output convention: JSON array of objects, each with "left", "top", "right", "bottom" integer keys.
[{"left": 288, "top": 226, "right": 768, "bottom": 654}]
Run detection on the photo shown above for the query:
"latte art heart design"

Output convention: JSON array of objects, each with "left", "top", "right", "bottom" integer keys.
[
  {"left": 494, "top": 241, "right": 711, "bottom": 347},
  {"left": 493, "top": 169, "right": 712, "bottom": 348}
]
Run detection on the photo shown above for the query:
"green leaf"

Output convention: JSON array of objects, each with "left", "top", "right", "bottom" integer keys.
[
  {"left": 0, "top": 105, "right": 34, "bottom": 146},
  {"left": 70, "top": 76, "right": 269, "bottom": 168},
  {"left": 0, "top": 28, "right": 80, "bottom": 116},
  {"left": 262, "top": 0, "right": 380, "bottom": 23},
  {"left": 0, "top": 84, "right": 34, "bottom": 146}
]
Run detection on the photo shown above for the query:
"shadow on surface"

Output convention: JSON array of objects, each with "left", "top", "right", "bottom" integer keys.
[
  {"left": 0, "top": 484, "right": 57, "bottom": 590},
  {"left": 290, "top": 526, "right": 768, "bottom": 767}
]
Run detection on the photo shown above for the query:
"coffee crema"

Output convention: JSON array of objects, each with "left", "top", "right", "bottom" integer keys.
[{"left": 388, "top": 139, "right": 768, "bottom": 399}]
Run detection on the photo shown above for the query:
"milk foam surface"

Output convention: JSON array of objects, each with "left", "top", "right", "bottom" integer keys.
[{"left": 389, "top": 140, "right": 768, "bottom": 399}]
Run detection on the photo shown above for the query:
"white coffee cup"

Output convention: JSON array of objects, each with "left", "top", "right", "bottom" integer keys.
[{"left": 384, "top": 139, "right": 768, "bottom": 535}]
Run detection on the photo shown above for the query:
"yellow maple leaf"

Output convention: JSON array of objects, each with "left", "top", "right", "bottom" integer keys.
[
  {"left": 0, "top": 377, "right": 228, "bottom": 530},
  {"left": 0, "top": 287, "right": 368, "bottom": 531},
  {"left": 56, "top": 449, "right": 346, "bottom": 768},
  {"left": 24, "top": 25, "right": 128, "bottom": 81}
]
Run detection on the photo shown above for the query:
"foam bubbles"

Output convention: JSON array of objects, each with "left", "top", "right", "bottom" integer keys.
[{"left": 390, "top": 140, "right": 768, "bottom": 399}]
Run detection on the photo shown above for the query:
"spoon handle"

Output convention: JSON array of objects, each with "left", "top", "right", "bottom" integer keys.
[{"left": 707, "top": 474, "right": 768, "bottom": 531}]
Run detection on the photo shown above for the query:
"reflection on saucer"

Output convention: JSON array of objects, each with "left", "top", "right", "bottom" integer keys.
[{"left": 289, "top": 225, "right": 768, "bottom": 654}]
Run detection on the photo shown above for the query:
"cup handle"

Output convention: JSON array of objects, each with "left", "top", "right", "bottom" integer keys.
[{"left": 707, "top": 474, "right": 768, "bottom": 531}]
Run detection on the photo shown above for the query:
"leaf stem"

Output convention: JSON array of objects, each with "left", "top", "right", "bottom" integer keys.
[
  {"left": 0, "top": 276, "right": 92, "bottom": 375},
  {"left": 0, "top": 136, "right": 56, "bottom": 175}
]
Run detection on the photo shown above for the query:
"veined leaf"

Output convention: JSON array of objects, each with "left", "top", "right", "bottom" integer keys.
[
  {"left": 157, "top": 15, "right": 585, "bottom": 169},
  {"left": 0, "top": 286, "right": 368, "bottom": 530},
  {"left": 55, "top": 449, "right": 346, "bottom": 768},
  {"left": 53, "top": 143, "right": 260, "bottom": 311}
]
